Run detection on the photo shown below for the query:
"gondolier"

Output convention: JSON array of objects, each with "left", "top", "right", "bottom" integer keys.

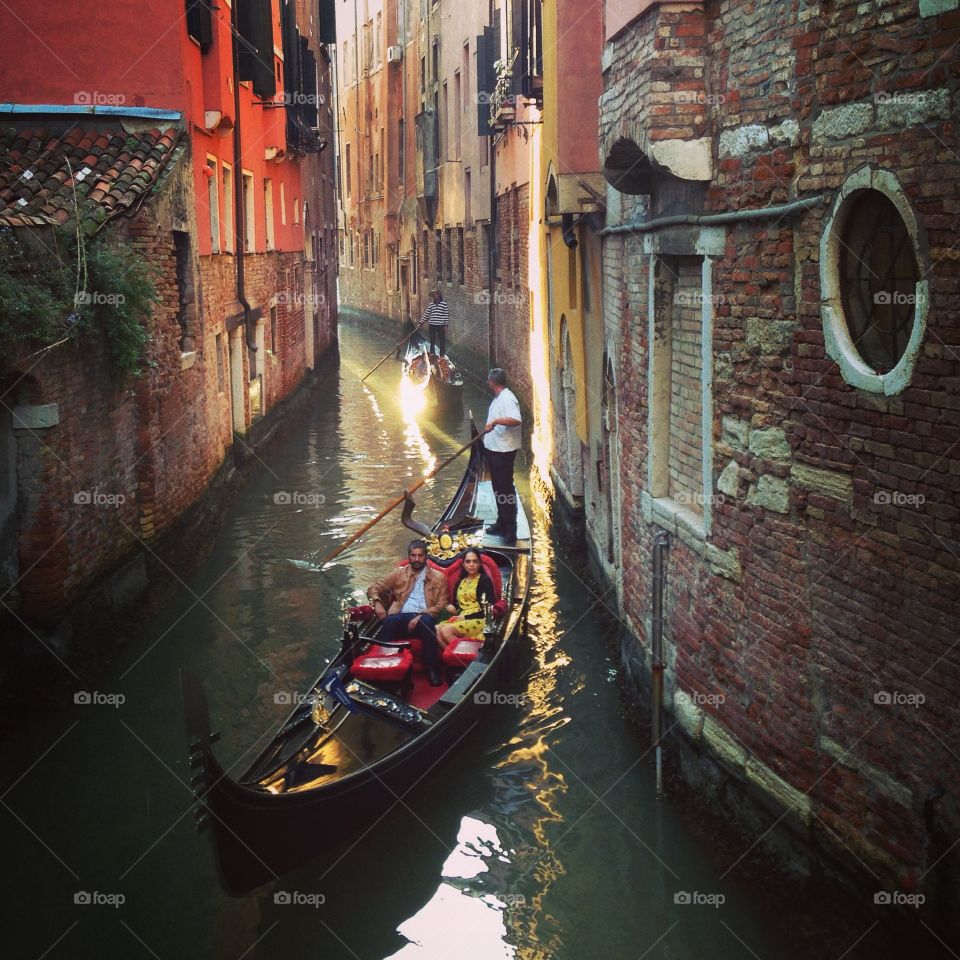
[
  {"left": 419, "top": 289, "right": 450, "bottom": 357},
  {"left": 483, "top": 368, "right": 522, "bottom": 542}
]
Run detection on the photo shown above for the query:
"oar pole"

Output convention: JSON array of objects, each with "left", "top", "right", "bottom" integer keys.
[
  {"left": 316, "top": 430, "right": 487, "bottom": 567},
  {"left": 360, "top": 321, "right": 425, "bottom": 383}
]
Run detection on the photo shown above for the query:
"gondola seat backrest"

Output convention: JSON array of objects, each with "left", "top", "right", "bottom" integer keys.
[{"left": 442, "top": 554, "right": 502, "bottom": 603}]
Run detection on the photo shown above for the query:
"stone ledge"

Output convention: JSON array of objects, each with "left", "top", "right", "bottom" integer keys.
[{"left": 12, "top": 404, "right": 60, "bottom": 430}]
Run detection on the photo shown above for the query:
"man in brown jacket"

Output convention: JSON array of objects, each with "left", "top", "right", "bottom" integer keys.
[{"left": 367, "top": 539, "right": 449, "bottom": 685}]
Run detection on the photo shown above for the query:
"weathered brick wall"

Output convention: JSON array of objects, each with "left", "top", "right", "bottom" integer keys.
[
  {"left": 493, "top": 184, "right": 532, "bottom": 412},
  {"left": 602, "top": 0, "right": 960, "bottom": 894}
]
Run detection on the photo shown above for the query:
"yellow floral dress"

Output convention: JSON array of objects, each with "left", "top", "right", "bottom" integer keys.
[{"left": 453, "top": 575, "right": 485, "bottom": 639}]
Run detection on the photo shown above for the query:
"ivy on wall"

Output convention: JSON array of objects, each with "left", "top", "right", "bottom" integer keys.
[{"left": 0, "top": 218, "right": 159, "bottom": 381}]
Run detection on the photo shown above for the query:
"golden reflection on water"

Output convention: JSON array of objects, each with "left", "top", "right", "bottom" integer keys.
[
  {"left": 400, "top": 373, "right": 438, "bottom": 475},
  {"left": 387, "top": 488, "right": 567, "bottom": 960}
]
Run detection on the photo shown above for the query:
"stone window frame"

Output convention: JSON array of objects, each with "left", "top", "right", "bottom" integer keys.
[
  {"left": 643, "top": 227, "right": 722, "bottom": 543},
  {"left": 819, "top": 166, "right": 930, "bottom": 396}
]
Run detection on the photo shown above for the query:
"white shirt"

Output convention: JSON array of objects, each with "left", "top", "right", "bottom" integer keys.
[
  {"left": 483, "top": 388, "right": 522, "bottom": 452},
  {"left": 401, "top": 567, "right": 428, "bottom": 614}
]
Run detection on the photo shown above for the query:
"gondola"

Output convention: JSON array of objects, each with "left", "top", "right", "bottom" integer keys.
[
  {"left": 180, "top": 425, "right": 532, "bottom": 895},
  {"left": 402, "top": 331, "right": 464, "bottom": 410}
]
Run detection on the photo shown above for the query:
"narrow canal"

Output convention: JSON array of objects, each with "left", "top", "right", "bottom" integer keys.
[{"left": 5, "top": 321, "right": 808, "bottom": 959}]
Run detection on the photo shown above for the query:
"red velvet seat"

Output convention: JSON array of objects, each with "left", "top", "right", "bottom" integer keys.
[
  {"left": 350, "top": 644, "right": 413, "bottom": 683},
  {"left": 442, "top": 636, "right": 484, "bottom": 668}
]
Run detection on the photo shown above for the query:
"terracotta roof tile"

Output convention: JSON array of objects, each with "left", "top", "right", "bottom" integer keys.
[{"left": 0, "top": 122, "right": 183, "bottom": 228}]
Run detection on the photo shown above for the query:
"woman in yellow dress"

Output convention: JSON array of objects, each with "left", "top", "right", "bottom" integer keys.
[{"left": 437, "top": 549, "right": 497, "bottom": 648}]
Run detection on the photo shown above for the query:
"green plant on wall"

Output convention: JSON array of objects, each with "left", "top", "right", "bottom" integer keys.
[{"left": 0, "top": 217, "right": 159, "bottom": 381}]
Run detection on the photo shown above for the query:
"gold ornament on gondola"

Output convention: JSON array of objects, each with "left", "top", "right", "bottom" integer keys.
[{"left": 427, "top": 528, "right": 482, "bottom": 559}]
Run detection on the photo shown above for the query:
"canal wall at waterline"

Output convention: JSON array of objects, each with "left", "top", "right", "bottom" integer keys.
[
  {"left": 0, "top": 351, "right": 340, "bottom": 730},
  {"left": 544, "top": 480, "right": 958, "bottom": 942}
]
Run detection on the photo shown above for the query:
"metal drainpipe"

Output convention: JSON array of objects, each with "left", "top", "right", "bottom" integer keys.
[
  {"left": 230, "top": 0, "right": 258, "bottom": 356},
  {"left": 597, "top": 194, "right": 828, "bottom": 237},
  {"left": 651, "top": 529, "right": 669, "bottom": 798}
]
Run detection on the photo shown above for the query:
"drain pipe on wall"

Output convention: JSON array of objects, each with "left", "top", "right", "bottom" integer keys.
[
  {"left": 651, "top": 530, "right": 670, "bottom": 798},
  {"left": 231, "top": 0, "right": 259, "bottom": 359}
]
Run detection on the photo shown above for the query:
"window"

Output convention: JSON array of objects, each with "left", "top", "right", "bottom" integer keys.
[
  {"left": 445, "top": 228, "right": 453, "bottom": 284},
  {"left": 411, "top": 238, "right": 418, "bottom": 294},
  {"left": 398, "top": 118, "right": 405, "bottom": 181},
  {"left": 215, "top": 333, "right": 225, "bottom": 391},
  {"left": 423, "top": 228, "right": 429, "bottom": 277},
  {"left": 375, "top": 12, "right": 381, "bottom": 65},
  {"left": 207, "top": 159, "right": 220, "bottom": 252},
  {"left": 650, "top": 256, "right": 705, "bottom": 515},
  {"left": 463, "top": 42, "right": 470, "bottom": 109},
  {"left": 280, "top": 182, "right": 287, "bottom": 227},
  {"left": 442, "top": 82, "right": 448, "bottom": 160},
  {"left": 420, "top": 56, "right": 426, "bottom": 94},
  {"left": 454, "top": 71, "right": 461, "bottom": 160},
  {"left": 465, "top": 169, "right": 472, "bottom": 225},
  {"left": 222, "top": 163, "right": 234, "bottom": 252},
  {"left": 264, "top": 179, "right": 275, "bottom": 250},
  {"left": 345, "top": 143, "right": 352, "bottom": 197},
  {"left": 820, "top": 168, "right": 928, "bottom": 394},
  {"left": 435, "top": 229, "right": 442, "bottom": 281},
  {"left": 173, "top": 230, "right": 196, "bottom": 351},
  {"left": 242, "top": 171, "right": 255, "bottom": 252},
  {"left": 293, "top": 197, "right": 300, "bottom": 225},
  {"left": 270, "top": 305, "right": 278, "bottom": 353},
  {"left": 457, "top": 227, "right": 464, "bottom": 285}
]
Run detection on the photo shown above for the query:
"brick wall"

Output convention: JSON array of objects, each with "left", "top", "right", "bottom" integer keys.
[
  {"left": 600, "top": 0, "right": 960, "bottom": 897},
  {"left": 493, "top": 184, "right": 532, "bottom": 412}
]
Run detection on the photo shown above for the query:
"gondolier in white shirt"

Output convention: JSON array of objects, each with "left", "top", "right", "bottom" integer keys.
[
  {"left": 483, "top": 368, "right": 522, "bottom": 541},
  {"left": 419, "top": 289, "right": 450, "bottom": 357}
]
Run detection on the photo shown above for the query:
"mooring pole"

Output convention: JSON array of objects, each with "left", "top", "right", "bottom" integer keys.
[{"left": 651, "top": 530, "right": 669, "bottom": 798}]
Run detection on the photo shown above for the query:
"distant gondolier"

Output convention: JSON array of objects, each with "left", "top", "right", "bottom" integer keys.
[
  {"left": 419, "top": 289, "right": 450, "bottom": 357},
  {"left": 483, "top": 368, "right": 522, "bottom": 542}
]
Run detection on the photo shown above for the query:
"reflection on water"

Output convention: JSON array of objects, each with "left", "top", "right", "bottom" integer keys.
[{"left": 2, "top": 320, "right": 810, "bottom": 960}]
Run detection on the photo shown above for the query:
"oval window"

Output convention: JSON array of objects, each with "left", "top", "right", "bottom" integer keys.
[{"left": 838, "top": 191, "right": 920, "bottom": 374}]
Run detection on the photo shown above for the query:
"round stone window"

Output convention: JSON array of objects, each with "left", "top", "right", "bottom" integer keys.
[{"left": 820, "top": 167, "right": 928, "bottom": 395}]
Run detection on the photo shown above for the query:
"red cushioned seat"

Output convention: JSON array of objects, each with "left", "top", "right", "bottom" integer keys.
[
  {"left": 350, "top": 644, "right": 413, "bottom": 683},
  {"left": 442, "top": 636, "right": 484, "bottom": 668}
]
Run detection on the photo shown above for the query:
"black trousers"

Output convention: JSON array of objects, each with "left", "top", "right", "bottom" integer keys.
[
  {"left": 428, "top": 324, "right": 447, "bottom": 356},
  {"left": 378, "top": 613, "right": 440, "bottom": 667},
  {"left": 486, "top": 449, "right": 518, "bottom": 532}
]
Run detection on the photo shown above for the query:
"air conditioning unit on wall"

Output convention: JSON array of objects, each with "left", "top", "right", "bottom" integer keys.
[{"left": 387, "top": 45, "right": 402, "bottom": 63}]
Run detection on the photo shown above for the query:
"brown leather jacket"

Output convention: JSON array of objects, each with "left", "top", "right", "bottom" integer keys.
[{"left": 367, "top": 564, "right": 449, "bottom": 617}]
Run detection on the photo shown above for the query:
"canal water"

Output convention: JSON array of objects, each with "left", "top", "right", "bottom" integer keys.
[{"left": 4, "top": 321, "right": 806, "bottom": 959}]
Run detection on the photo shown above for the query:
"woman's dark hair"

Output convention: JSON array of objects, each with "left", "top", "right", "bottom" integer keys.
[{"left": 455, "top": 548, "right": 496, "bottom": 616}]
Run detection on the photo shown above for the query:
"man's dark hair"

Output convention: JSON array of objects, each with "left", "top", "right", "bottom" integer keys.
[
  {"left": 488, "top": 368, "right": 507, "bottom": 387},
  {"left": 408, "top": 539, "right": 428, "bottom": 554}
]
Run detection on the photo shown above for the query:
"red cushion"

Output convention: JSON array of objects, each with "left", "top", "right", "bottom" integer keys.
[
  {"left": 443, "top": 637, "right": 483, "bottom": 668},
  {"left": 351, "top": 644, "right": 413, "bottom": 682}
]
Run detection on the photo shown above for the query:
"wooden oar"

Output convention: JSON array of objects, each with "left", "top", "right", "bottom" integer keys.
[
  {"left": 312, "top": 430, "right": 487, "bottom": 569},
  {"left": 360, "top": 321, "right": 426, "bottom": 383}
]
